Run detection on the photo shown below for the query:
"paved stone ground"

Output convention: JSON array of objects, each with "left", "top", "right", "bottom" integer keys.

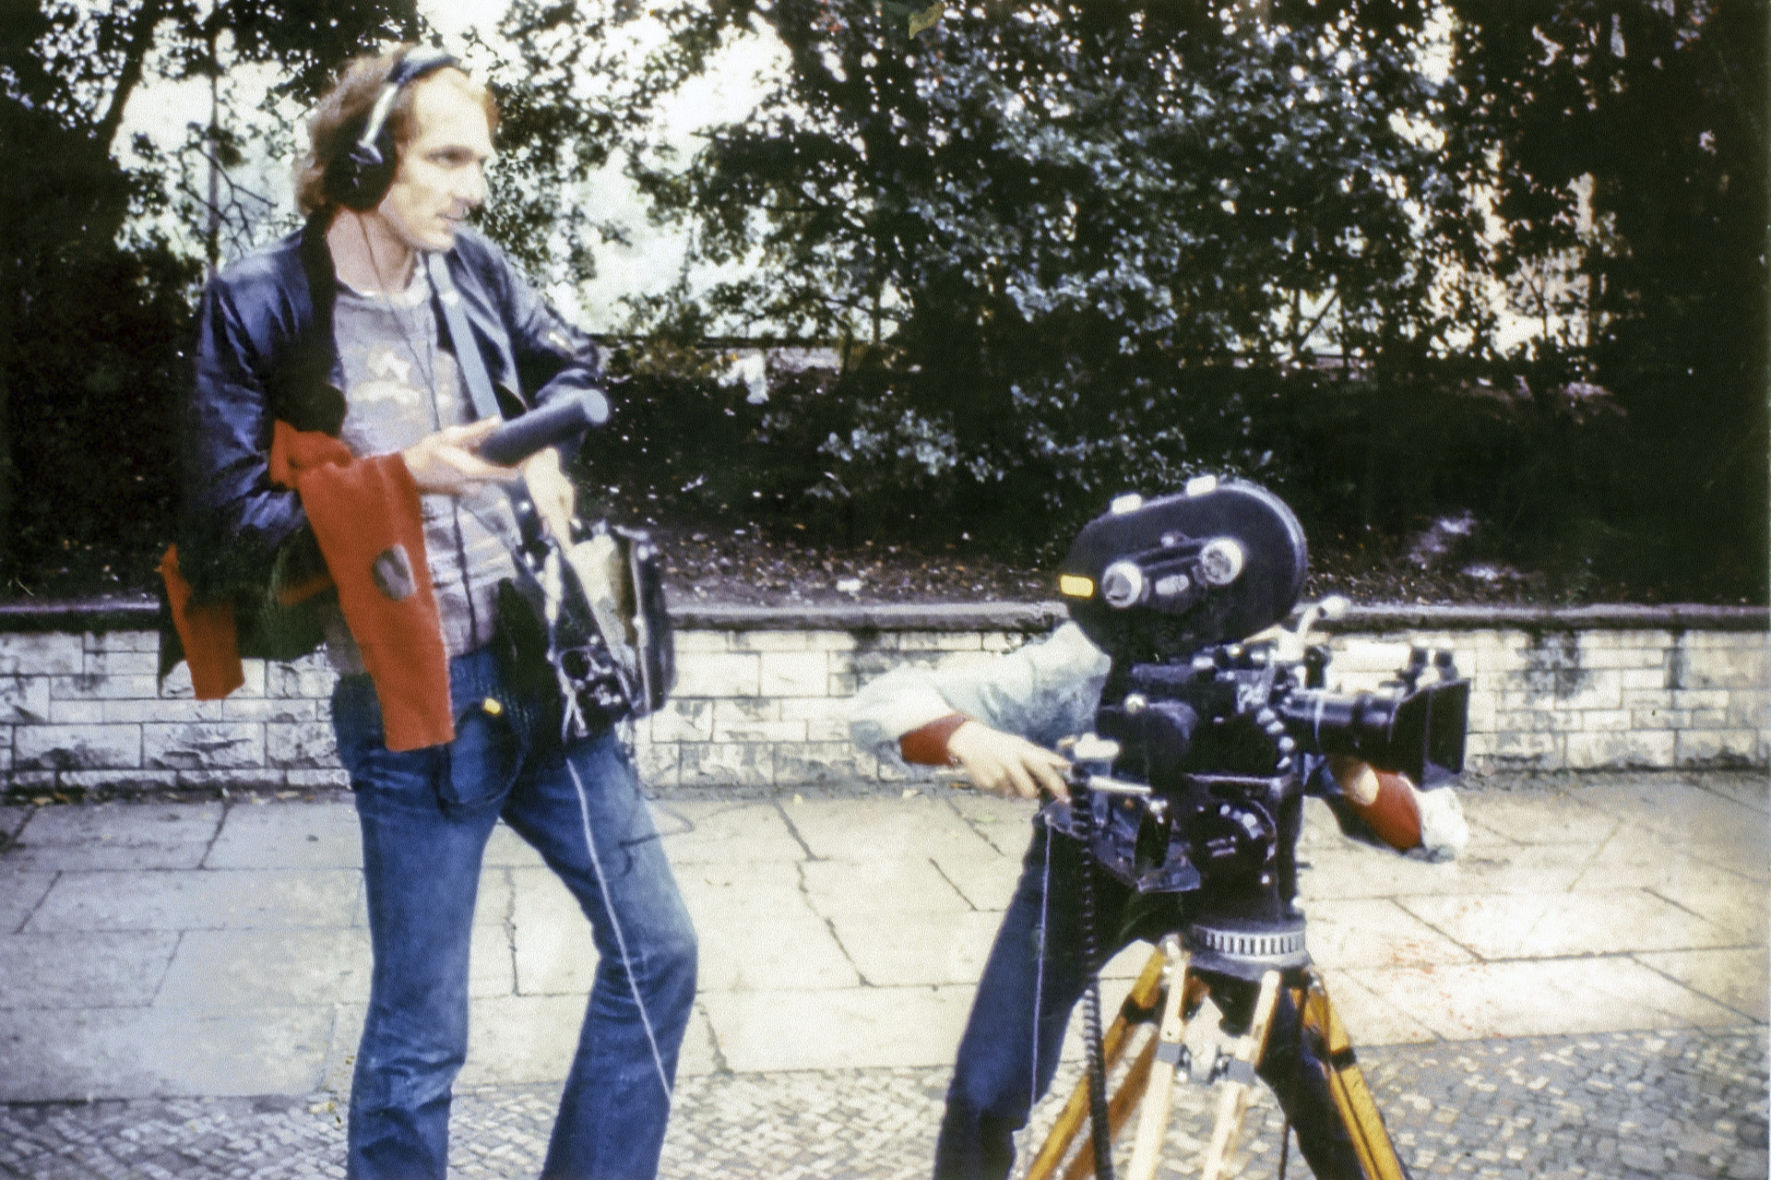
[{"left": 2, "top": 1026, "right": 1764, "bottom": 1179}]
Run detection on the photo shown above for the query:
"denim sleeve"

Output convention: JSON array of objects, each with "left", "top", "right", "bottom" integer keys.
[{"left": 849, "top": 622, "right": 1111, "bottom": 759}]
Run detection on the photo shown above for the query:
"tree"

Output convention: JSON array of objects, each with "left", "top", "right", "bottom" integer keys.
[
  {"left": 1447, "top": 0, "right": 1768, "bottom": 596},
  {"left": 0, "top": 0, "right": 418, "bottom": 592},
  {"left": 464, "top": 0, "right": 724, "bottom": 286},
  {"left": 618, "top": 1, "right": 1763, "bottom": 596},
  {"left": 628, "top": 0, "right": 1496, "bottom": 550}
]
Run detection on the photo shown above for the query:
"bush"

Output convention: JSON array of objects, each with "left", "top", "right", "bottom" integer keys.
[{"left": 571, "top": 340, "right": 1753, "bottom": 603}]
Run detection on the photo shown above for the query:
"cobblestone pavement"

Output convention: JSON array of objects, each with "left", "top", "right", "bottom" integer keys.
[{"left": 2, "top": 1026, "right": 1764, "bottom": 1179}]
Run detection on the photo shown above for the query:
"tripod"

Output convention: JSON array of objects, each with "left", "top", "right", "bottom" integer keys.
[{"left": 1024, "top": 935, "right": 1408, "bottom": 1180}]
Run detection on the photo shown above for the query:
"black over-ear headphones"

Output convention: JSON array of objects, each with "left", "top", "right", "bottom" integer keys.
[{"left": 327, "top": 46, "right": 461, "bottom": 212}]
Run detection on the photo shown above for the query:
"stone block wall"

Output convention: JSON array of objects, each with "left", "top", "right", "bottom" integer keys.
[{"left": 0, "top": 601, "right": 1764, "bottom": 796}]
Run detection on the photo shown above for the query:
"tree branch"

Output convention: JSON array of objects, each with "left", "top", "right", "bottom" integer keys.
[{"left": 93, "top": 0, "right": 169, "bottom": 153}]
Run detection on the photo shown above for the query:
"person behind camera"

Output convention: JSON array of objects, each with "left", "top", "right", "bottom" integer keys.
[
  {"left": 159, "top": 46, "right": 696, "bottom": 1180},
  {"left": 851, "top": 615, "right": 1466, "bottom": 1179}
]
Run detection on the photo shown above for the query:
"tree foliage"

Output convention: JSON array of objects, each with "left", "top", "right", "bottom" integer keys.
[
  {"left": 465, "top": 0, "right": 725, "bottom": 285},
  {"left": 627, "top": 1, "right": 1488, "bottom": 549},
  {"left": 3, "top": 1, "right": 1763, "bottom": 603},
  {"left": 618, "top": 0, "right": 1764, "bottom": 595},
  {"left": 0, "top": 0, "right": 418, "bottom": 591},
  {"left": 1447, "top": 0, "right": 1768, "bottom": 592}
]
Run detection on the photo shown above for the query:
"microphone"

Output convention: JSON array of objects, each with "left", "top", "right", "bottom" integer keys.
[{"left": 478, "top": 389, "right": 609, "bottom": 466}]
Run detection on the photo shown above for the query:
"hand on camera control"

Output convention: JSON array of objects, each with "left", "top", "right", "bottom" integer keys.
[{"left": 945, "top": 721, "right": 1073, "bottom": 802}]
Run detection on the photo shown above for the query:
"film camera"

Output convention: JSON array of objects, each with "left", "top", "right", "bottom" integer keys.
[{"left": 1048, "top": 477, "right": 1469, "bottom": 979}]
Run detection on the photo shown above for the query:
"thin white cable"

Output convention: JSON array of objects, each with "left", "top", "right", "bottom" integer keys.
[
  {"left": 1015, "top": 811, "right": 1057, "bottom": 1180},
  {"left": 564, "top": 752, "right": 673, "bottom": 1104}
]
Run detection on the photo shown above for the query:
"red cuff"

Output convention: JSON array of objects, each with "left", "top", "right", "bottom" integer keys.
[
  {"left": 900, "top": 714, "right": 971, "bottom": 766},
  {"left": 1349, "top": 771, "right": 1423, "bottom": 850}
]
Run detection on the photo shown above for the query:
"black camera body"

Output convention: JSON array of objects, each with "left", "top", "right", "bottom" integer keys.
[{"left": 1048, "top": 478, "right": 1470, "bottom": 978}]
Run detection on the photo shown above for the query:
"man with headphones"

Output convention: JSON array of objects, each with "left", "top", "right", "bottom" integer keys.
[{"left": 166, "top": 46, "right": 697, "bottom": 1180}]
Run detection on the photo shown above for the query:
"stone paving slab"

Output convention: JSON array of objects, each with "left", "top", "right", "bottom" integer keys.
[
  {"left": 0, "top": 868, "right": 56, "bottom": 934},
  {"left": 4, "top": 802, "right": 223, "bottom": 872},
  {"left": 697, "top": 909, "right": 862, "bottom": 992},
  {"left": 928, "top": 843, "right": 1024, "bottom": 910},
  {"left": 1397, "top": 889, "right": 1742, "bottom": 959},
  {"left": 453, "top": 995, "right": 722, "bottom": 1088},
  {"left": 1313, "top": 968, "right": 1441, "bottom": 1044},
  {"left": 0, "top": 774, "right": 1764, "bottom": 1150},
  {"left": 481, "top": 821, "right": 546, "bottom": 868},
  {"left": 651, "top": 800, "right": 806, "bottom": 865},
  {"left": 1, "top": 1029, "right": 1763, "bottom": 1179},
  {"left": 1570, "top": 780, "right": 1770, "bottom": 882},
  {"left": 1701, "top": 774, "right": 1771, "bottom": 812},
  {"left": 0, "top": 804, "right": 31, "bottom": 843},
  {"left": 699, "top": 985, "right": 980, "bottom": 1072},
  {"left": 24, "top": 869, "right": 362, "bottom": 932},
  {"left": 828, "top": 909, "right": 1004, "bottom": 986},
  {"left": 672, "top": 859, "right": 808, "bottom": 918},
  {"left": 1347, "top": 958, "right": 1747, "bottom": 1041},
  {"left": 1298, "top": 839, "right": 1593, "bottom": 900},
  {"left": 783, "top": 793, "right": 1002, "bottom": 862},
  {"left": 800, "top": 857, "right": 973, "bottom": 916},
  {"left": 943, "top": 790, "right": 1041, "bottom": 857},
  {"left": 1456, "top": 790, "right": 1625, "bottom": 846},
  {"left": 0, "top": 930, "right": 178, "bottom": 1008},
  {"left": 1297, "top": 897, "right": 1479, "bottom": 970},
  {"left": 1636, "top": 947, "right": 1771, "bottom": 1024},
  {"left": 202, "top": 800, "right": 363, "bottom": 870},
  {"left": 0, "top": 1005, "right": 333, "bottom": 1102}
]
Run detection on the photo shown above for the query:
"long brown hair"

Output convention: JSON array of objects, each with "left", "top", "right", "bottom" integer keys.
[{"left": 294, "top": 46, "right": 498, "bottom": 218}]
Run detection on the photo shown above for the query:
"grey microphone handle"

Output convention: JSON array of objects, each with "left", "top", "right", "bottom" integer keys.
[{"left": 479, "top": 390, "right": 609, "bottom": 466}]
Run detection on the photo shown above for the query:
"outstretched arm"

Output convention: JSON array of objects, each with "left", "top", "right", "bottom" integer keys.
[{"left": 849, "top": 622, "right": 1109, "bottom": 800}]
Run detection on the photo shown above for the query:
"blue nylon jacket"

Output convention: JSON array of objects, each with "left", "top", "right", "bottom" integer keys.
[{"left": 178, "top": 217, "right": 603, "bottom": 609}]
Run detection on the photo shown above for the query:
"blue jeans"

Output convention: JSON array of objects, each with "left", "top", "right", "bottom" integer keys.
[
  {"left": 935, "top": 819, "right": 1370, "bottom": 1180},
  {"left": 332, "top": 646, "right": 697, "bottom": 1180}
]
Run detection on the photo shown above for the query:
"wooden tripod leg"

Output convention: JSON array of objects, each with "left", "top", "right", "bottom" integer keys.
[
  {"left": 1059, "top": 1037, "right": 1158, "bottom": 1180},
  {"left": 1298, "top": 972, "right": 1408, "bottom": 1180},
  {"left": 1125, "top": 937, "right": 1191, "bottom": 1180},
  {"left": 1199, "top": 970, "right": 1282, "bottom": 1180},
  {"left": 1025, "top": 949, "right": 1170, "bottom": 1180}
]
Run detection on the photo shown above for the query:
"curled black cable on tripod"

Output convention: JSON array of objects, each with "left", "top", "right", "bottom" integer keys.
[{"left": 1075, "top": 796, "right": 1115, "bottom": 1180}]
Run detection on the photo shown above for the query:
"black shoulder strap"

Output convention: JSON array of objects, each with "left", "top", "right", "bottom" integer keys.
[{"left": 427, "top": 251, "right": 503, "bottom": 423}]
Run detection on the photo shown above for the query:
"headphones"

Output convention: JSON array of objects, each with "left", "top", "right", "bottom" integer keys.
[{"left": 326, "top": 46, "right": 460, "bottom": 212}]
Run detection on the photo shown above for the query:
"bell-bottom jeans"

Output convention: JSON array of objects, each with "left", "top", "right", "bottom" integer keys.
[{"left": 331, "top": 646, "right": 697, "bottom": 1180}]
